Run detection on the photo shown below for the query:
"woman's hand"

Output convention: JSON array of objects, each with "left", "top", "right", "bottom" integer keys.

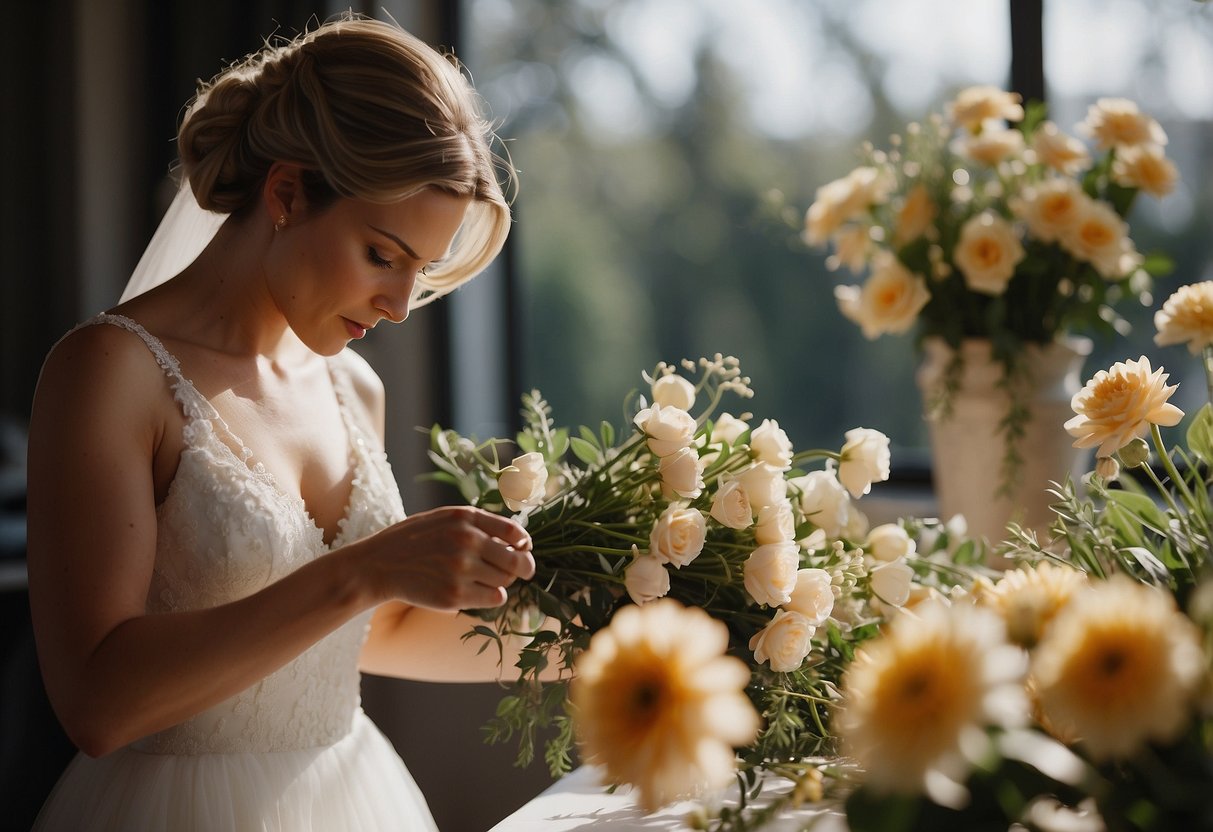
[{"left": 358, "top": 506, "right": 535, "bottom": 611}]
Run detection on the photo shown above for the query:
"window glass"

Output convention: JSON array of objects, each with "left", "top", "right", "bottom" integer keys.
[{"left": 462, "top": 0, "right": 1014, "bottom": 459}]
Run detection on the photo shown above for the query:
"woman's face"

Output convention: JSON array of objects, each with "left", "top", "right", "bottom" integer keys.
[{"left": 264, "top": 188, "right": 470, "bottom": 354}]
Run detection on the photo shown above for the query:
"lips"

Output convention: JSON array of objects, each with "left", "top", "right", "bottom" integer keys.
[{"left": 343, "top": 317, "right": 369, "bottom": 339}]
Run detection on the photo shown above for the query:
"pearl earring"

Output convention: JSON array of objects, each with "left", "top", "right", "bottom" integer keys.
[{"left": 274, "top": 215, "right": 287, "bottom": 231}]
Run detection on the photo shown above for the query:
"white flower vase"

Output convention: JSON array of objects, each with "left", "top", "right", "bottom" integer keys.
[{"left": 915, "top": 336, "right": 1092, "bottom": 549}]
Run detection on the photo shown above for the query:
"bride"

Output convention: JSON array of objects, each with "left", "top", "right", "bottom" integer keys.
[{"left": 26, "top": 14, "right": 534, "bottom": 831}]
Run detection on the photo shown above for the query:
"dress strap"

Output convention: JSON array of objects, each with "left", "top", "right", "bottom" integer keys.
[{"left": 326, "top": 353, "right": 374, "bottom": 460}]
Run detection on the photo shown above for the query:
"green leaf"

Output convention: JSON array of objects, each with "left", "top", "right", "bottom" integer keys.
[
  {"left": 600, "top": 420, "right": 616, "bottom": 449},
  {"left": 1104, "top": 489, "right": 1168, "bottom": 533},
  {"left": 570, "top": 437, "right": 600, "bottom": 465},
  {"left": 549, "top": 428, "right": 570, "bottom": 459},
  {"left": 578, "top": 425, "right": 601, "bottom": 449},
  {"left": 1141, "top": 251, "right": 1175, "bottom": 277},
  {"left": 1187, "top": 404, "right": 1213, "bottom": 465},
  {"left": 515, "top": 432, "right": 539, "bottom": 454},
  {"left": 1122, "top": 546, "right": 1170, "bottom": 585}
]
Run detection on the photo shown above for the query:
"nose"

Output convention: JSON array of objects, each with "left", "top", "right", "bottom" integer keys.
[{"left": 373, "top": 272, "right": 416, "bottom": 323}]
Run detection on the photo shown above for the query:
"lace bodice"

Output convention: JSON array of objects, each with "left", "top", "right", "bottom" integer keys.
[{"left": 75, "top": 314, "right": 405, "bottom": 755}]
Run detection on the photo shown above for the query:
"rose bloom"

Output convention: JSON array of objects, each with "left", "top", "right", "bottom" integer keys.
[
  {"left": 893, "top": 183, "right": 937, "bottom": 247},
  {"left": 710, "top": 413, "right": 749, "bottom": 446},
  {"left": 838, "top": 427, "right": 891, "bottom": 499},
  {"left": 750, "top": 419, "right": 794, "bottom": 470},
  {"left": 658, "top": 446, "right": 705, "bottom": 500},
  {"left": 624, "top": 553, "right": 671, "bottom": 605},
  {"left": 1059, "top": 197, "right": 1139, "bottom": 279},
  {"left": 749, "top": 610, "right": 816, "bottom": 672},
  {"left": 785, "top": 568, "right": 835, "bottom": 625},
  {"left": 830, "top": 224, "right": 871, "bottom": 274},
  {"left": 957, "top": 127, "right": 1025, "bottom": 166},
  {"left": 734, "top": 462, "right": 787, "bottom": 513},
  {"left": 1064, "top": 355, "right": 1183, "bottom": 457},
  {"left": 709, "top": 477, "right": 753, "bottom": 530},
  {"left": 1032, "top": 576, "right": 1204, "bottom": 760},
  {"left": 947, "top": 85, "right": 1024, "bottom": 132},
  {"left": 972, "top": 561, "right": 1088, "bottom": 648},
  {"left": 498, "top": 452, "right": 549, "bottom": 512},
  {"left": 1080, "top": 97, "right": 1167, "bottom": 150},
  {"left": 1111, "top": 143, "right": 1177, "bottom": 198},
  {"left": 835, "top": 252, "right": 930, "bottom": 340},
  {"left": 1029, "top": 121, "right": 1091, "bottom": 175},
  {"left": 790, "top": 469, "right": 852, "bottom": 539},
  {"left": 755, "top": 499, "right": 796, "bottom": 545},
  {"left": 837, "top": 601, "right": 1026, "bottom": 797},
  {"left": 1010, "top": 177, "right": 1085, "bottom": 243},
  {"left": 1155, "top": 281, "right": 1213, "bottom": 355},
  {"left": 743, "top": 541, "right": 801, "bottom": 607},
  {"left": 651, "top": 373, "right": 696, "bottom": 411},
  {"left": 571, "top": 599, "right": 760, "bottom": 812},
  {"left": 804, "top": 166, "right": 892, "bottom": 245},
  {"left": 869, "top": 559, "right": 914, "bottom": 607},
  {"left": 865, "top": 523, "right": 916, "bottom": 562},
  {"left": 953, "top": 211, "right": 1026, "bottom": 296},
  {"left": 649, "top": 504, "right": 707, "bottom": 568},
  {"left": 634, "top": 403, "right": 696, "bottom": 458}
]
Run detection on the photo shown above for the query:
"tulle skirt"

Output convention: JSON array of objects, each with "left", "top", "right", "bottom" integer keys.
[{"left": 33, "top": 710, "right": 437, "bottom": 831}]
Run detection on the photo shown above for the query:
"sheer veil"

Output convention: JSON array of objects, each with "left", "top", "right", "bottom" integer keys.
[{"left": 119, "top": 176, "right": 227, "bottom": 303}]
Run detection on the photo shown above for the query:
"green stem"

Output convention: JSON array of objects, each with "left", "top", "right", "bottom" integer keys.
[{"left": 1204, "top": 345, "right": 1213, "bottom": 410}]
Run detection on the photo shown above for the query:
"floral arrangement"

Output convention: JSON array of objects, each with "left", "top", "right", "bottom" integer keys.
[
  {"left": 427, "top": 356, "right": 983, "bottom": 817},
  {"left": 803, "top": 87, "right": 1175, "bottom": 489}
]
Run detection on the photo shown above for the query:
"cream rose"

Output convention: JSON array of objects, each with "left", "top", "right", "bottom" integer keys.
[
  {"left": 830, "top": 224, "right": 871, "bottom": 274},
  {"left": 804, "top": 167, "right": 892, "bottom": 245},
  {"left": 957, "top": 127, "right": 1024, "bottom": 166},
  {"left": 947, "top": 86, "right": 1024, "bottom": 131},
  {"left": 1059, "top": 199, "right": 1139, "bottom": 279},
  {"left": 744, "top": 542, "right": 801, "bottom": 607},
  {"left": 624, "top": 554, "right": 670, "bottom": 605},
  {"left": 750, "top": 419, "right": 794, "bottom": 470},
  {"left": 1010, "top": 178, "right": 1084, "bottom": 243},
  {"left": 1080, "top": 98, "right": 1167, "bottom": 150},
  {"left": 651, "top": 374, "right": 696, "bottom": 411},
  {"left": 633, "top": 403, "right": 696, "bottom": 458},
  {"left": 658, "top": 446, "right": 705, "bottom": 500},
  {"left": 1065, "top": 356, "right": 1184, "bottom": 457},
  {"left": 869, "top": 559, "right": 914, "bottom": 607},
  {"left": 865, "top": 523, "right": 916, "bottom": 562},
  {"left": 735, "top": 462, "right": 787, "bottom": 513},
  {"left": 835, "top": 252, "right": 931, "bottom": 340},
  {"left": 711, "top": 412, "right": 749, "bottom": 446},
  {"left": 954, "top": 211, "right": 1025, "bottom": 296},
  {"left": 785, "top": 568, "right": 835, "bottom": 625},
  {"left": 838, "top": 428, "right": 891, "bottom": 499},
  {"left": 755, "top": 499, "right": 796, "bottom": 545},
  {"left": 1030, "top": 121, "right": 1091, "bottom": 175},
  {"left": 749, "top": 610, "right": 816, "bottom": 672},
  {"left": 790, "top": 470, "right": 851, "bottom": 539},
  {"left": 498, "top": 452, "right": 548, "bottom": 512},
  {"left": 893, "top": 183, "right": 936, "bottom": 246},
  {"left": 1155, "top": 281, "right": 1213, "bottom": 355},
  {"left": 709, "top": 477, "right": 753, "bottom": 529},
  {"left": 649, "top": 504, "right": 707, "bottom": 568},
  {"left": 1111, "top": 143, "right": 1177, "bottom": 198}
]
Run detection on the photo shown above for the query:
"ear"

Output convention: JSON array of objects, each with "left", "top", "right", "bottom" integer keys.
[{"left": 261, "top": 163, "right": 310, "bottom": 227}]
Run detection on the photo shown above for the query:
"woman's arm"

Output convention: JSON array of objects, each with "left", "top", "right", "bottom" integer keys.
[{"left": 27, "top": 328, "right": 532, "bottom": 757}]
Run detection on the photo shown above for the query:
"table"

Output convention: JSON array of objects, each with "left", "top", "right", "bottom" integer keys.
[{"left": 489, "top": 766, "right": 848, "bottom": 831}]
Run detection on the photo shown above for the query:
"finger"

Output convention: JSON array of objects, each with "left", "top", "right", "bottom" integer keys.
[
  {"left": 465, "top": 509, "right": 532, "bottom": 551},
  {"left": 464, "top": 583, "right": 508, "bottom": 610},
  {"left": 481, "top": 543, "right": 535, "bottom": 582}
]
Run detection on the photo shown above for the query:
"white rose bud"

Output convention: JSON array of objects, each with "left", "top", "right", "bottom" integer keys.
[
  {"left": 735, "top": 463, "right": 787, "bottom": 513},
  {"left": 790, "top": 470, "right": 851, "bottom": 539},
  {"left": 744, "top": 541, "right": 801, "bottom": 607},
  {"left": 865, "top": 523, "right": 916, "bottom": 562},
  {"left": 658, "top": 446, "right": 705, "bottom": 500},
  {"left": 837, "top": 428, "right": 891, "bottom": 498},
  {"left": 785, "top": 568, "right": 835, "bottom": 625},
  {"left": 498, "top": 452, "right": 548, "bottom": 512},
  {"left": 1095, "top": 456, "right": 1121, "bottom": 482},
  {"left": 755, "top": 499, "right": 796, "bottom": 545},
  {"left": 651, "top": 374, "right": 696, "bottom": 411},
  {"left": 749, "top": 610, "right": 816, "bottom": 672},
  {"left": 711, "top": 413, "right": 750, "bottom": 446},
  {"left": 750, "top": 419, "right": 794, "bottom": 470},
  {"left": 649, "top": 505, "right": 707, "bottom": 568},
  {"left": 633, "top": 403, "right": 697, "bottom": 458},
  {"left": 624, "top": 554, "right": 670, "bottom": 605},
  {"left": 869, "top": 559, "right": 914, "bottom": 607},
  {"left": 709, "top": 477, "right": 753, "bottom": 530}
]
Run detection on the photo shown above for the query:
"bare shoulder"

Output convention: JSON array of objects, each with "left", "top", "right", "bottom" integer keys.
[{"left": 332, "top": 348, "right": 386, "bottom": 438}]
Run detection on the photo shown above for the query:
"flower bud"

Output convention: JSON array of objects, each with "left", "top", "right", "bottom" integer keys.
[
  {"left": 1095, "top": 456, "right": 1120, "bottom": 482},
  {"left": 1117, "top": 437, "right": 1150, "bottom": 468}
]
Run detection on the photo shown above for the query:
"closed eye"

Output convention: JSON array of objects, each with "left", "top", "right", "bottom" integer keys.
[{"left": 367, "top": 246, "right": 394, "bottom": 270}]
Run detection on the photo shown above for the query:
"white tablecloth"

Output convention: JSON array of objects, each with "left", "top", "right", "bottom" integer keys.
[{"left": 489, "top": 766, "right": 848, "bottom": 831}]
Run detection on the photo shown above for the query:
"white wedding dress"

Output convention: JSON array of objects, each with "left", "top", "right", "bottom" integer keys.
[{"left": 34, "top": 314, "right": 439, "bottom": 831}]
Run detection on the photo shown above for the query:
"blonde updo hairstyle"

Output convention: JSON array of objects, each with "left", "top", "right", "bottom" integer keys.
[{"left": 178, "top": 15, "right": 512, "bottom": 305}]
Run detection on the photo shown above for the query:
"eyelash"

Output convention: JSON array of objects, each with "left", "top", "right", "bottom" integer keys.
[{"left": 367, "top": 246, "right": 429, "bottom": 275}]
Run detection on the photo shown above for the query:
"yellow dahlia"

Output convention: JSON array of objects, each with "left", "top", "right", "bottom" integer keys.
[
  {"left": 1111, "top": 143, "right": 1177, "bottom": 198},
  {"left": 571, "top": 599, "right": 760, "bottom": 812},
  {"left": 836, "top": 601, "right": 1026, "bottom": 797},
  {"left": 1031, "top": 576, "right": 1204, "bottom": 760},
  {"left": 973, "top": 562, "right": 1089, "bottom": 648},
  {"left": 1064, "top": 356, "right": 1183, "bottom": 457},
  {"left": 1155, "top": 281, "right": 1213, "bottom": 355}
]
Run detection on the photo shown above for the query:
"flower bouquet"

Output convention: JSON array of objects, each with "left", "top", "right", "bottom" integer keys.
[
  {"left": 803, "top": 87, "right": 1175, "bottom": 505},
  {"left": 426, "top": 356, "right": 982, "bottom": 817}
]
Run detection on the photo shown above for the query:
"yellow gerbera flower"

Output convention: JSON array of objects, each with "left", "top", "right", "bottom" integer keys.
[
  {"left": 1032, "top": 576, "right": 1204, "bottom": 760},
  {"left": 570, "top": 599, "right": 760, "bottom": 812},
  {"left": 1064, "top": 356, "right": 1183, "bottom": 457}
]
